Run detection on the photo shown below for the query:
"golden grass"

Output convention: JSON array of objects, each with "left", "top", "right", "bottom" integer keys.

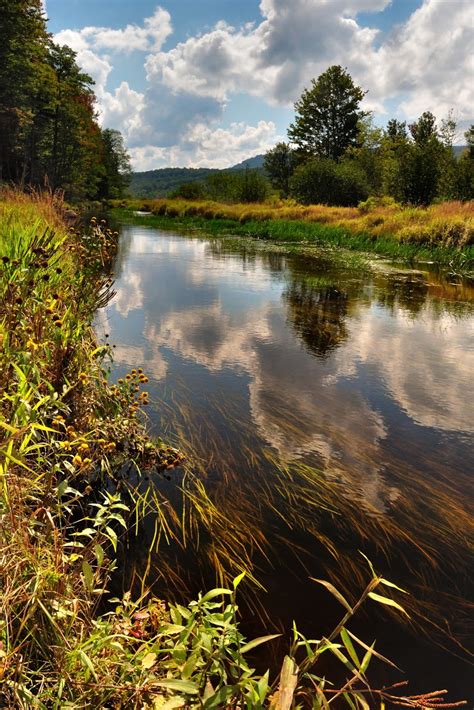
[{"left": 118, "top": 197, "right": 474, "bottom": 249}]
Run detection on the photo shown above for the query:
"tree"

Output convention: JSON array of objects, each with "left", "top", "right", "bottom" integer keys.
[
  {"left": 290, "top": 158, "right": 369, "bottom": 206},
  {"left": 404, "top": 112, "right": 444, "bottom": 205},
  {"left": 0, "top": 0, "right": 50, "bottom": 182},
  {"left": 97, "top": 129, "right": 132, "bottom": 200},
  {"left": 455, "top": 125, "right": 474, "bottom": 200},
  {"left": 263, "top": 142, "right": 298, "bottom": 197},
  {"left": 288, "top": 66, "right": 367, "bottom": 160}
]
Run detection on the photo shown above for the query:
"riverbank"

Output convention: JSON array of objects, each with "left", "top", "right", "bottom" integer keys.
[
  {"left": 1, "top": 191, "right": 466, "bottom": 708},
  {"left": 112, "top": 198, "right": 474, "bottom": 271}
]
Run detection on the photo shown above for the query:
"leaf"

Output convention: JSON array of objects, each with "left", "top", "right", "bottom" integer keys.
[
  {"left": 94, "top": 544, "right": 104, "bottom": 567},
  {"left": 240, "top": 633, "right": 281, "bottom": 654},
  {"left": 82, "top": 561, "right": 94, "bottom": 592},
  {"left": 232, "top": 570, "right": 246, "bottom": 589},
  {"left": 199, "top": 588, "right": 232, "bottom": 603},
  {"left": 340, "top": 628, "right": 361, "bottom": 670},
  {"left": 152, "top": 679, "right": 199, "bottom": 695},
  {"left": 310, "top": 578, "right": 353, "bottom": 613},
  {"left": 345, "top": 629, "right": 399, "bottom": 670},
  {"left": 142, "top": 652, "right": 157, "bottom": 670},
  {"left": 367, "top": 592, "right": 409, "bottom": 616},
  {"left": 379, "top": 578, "right": 408, "bottom": 594},
  {"left": 203, "top": 685, "right": 236, "bottom": 709}
]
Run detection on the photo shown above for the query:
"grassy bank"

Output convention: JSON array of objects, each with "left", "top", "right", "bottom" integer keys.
[
  {"left": 1, "top": 191, "right": 465, "bottom": 708},
  {"left": 112, "top": 198, "right": 474, "bottom": 270}
]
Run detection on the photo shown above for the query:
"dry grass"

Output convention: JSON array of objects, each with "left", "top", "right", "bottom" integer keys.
[{"left": 118, "top": 197, "right": 474, "bottom": 250}]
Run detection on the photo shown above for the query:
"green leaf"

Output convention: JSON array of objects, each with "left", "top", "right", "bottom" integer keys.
[
  {"left": 200, "top": 588, "right": 232, "bottom": 603},
  {"left": 152, "top": 679, "right": 199, "bottom": 695},
  {"left": 82, "top": 561, "right": 94, "bottom": 591},
  {"left": 142, "top": 652, "right": 157, "bottom": 669},
  {"left": 240, "top": 633, "right": 281, "bottom": 654},
  {"left": 232, "top": 570, "right": 246, "bottom": 589},
  {"left": 94, "top": 544, "right": 104, "bottom": 567},
  {"left": 181, "top": 652, "right": 199, "bottom": 680},
  {"left": 367, "top": 592, "right": 409, "bottom": 616},
  {"left": 310, "top": 578, "right": 353, "bottom": 613},
  {"left": 340, "top": 628, "right": 361, "bottom": 670},
  {"left": 203, "top": 685, "right": 236, "bottom": 709}
]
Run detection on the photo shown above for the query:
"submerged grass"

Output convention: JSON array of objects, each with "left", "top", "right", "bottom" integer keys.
[
  {"left": 111, "top": 197, "right": 474, "bottom": 271},
  {"left": 0, "top": 190, "right": 468, "bottom": 707}
]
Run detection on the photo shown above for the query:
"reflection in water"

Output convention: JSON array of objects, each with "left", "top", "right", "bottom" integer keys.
[{"left": 98, "top": 224, "right": 474, "bottom": 694}]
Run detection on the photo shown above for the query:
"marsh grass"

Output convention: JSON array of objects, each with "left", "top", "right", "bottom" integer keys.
[
  {"left": 0, "top": 190, "right": 467, "bottom": 707},
  {"left": 112, "top": 198, "right": 474, "bottom": 270}
]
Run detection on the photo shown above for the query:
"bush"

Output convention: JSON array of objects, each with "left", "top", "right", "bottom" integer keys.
[
  {"left": 290, "top": 159, "right": 369, "bottom": 206},
  {"left": 169, "top": 181, "right": 206, "bottom": 200}
]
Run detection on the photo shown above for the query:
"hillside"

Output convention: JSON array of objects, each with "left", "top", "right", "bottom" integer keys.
[{"left": 128, "top": 155, "right": 266, "bottom": 198}]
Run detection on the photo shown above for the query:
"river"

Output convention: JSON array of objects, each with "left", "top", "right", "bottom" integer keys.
[{"left": 97, "top": 220, "right": 474, "bottom": 701}]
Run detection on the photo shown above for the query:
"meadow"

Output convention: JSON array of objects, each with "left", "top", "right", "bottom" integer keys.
[{"left": 113, "top": 197, "right": 474, "bottom": 270}]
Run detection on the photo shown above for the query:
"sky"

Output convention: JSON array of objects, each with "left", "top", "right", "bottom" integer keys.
[{"left": 45, "top": 0, "right": 474, "bottom": 171}]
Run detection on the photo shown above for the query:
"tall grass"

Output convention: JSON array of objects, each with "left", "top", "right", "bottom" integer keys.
[
  {"left": 113, "top": 197, "right": 474, "bottom": 269},
  {"left": 0, "top": 190, "right": 466, "bottom": 707}
]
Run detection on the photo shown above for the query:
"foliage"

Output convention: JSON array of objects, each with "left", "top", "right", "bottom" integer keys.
[
  {"left": 288, "top": 65, "right": 367, "bottom": 160},
  {"left": 264, "top": 142, "right": 299, "bottom": 197},
  {"left": 290, "top": 159, "right": 369, "bottom": 207},
  {"left": 0, "top": 1, "right": 130, "bottom": 201},
  {"left": 169, "top": 181, "right": 207, "bottom": 200}
]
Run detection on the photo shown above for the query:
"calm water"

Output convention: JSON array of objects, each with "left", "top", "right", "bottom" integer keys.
[{"left": 98, "top": 222, "right": 474, "bottom": 700}]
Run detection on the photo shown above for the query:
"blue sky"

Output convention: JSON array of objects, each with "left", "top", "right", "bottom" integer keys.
[{"left": 49, "top": 1, "right": 473, "bottom": 169}]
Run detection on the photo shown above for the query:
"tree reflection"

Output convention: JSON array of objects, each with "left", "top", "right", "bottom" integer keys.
[{"left": 283, "top": 278, "right": 350, "bottom": 357}]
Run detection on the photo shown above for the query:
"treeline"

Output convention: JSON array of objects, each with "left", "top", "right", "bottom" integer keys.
[
  {"left": 172, "top": 66, "right": 473, "bottom": 207},
  {"left": 0, "top": 0, "right": 131, "bottom": 201},
  {"left": 265, "top": 66, "right": 474, "bottom": 207},
  {"left": 169, "top": 169, "right": 269, "bottom": 203}
]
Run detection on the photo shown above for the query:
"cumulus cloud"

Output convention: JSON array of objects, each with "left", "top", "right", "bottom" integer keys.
[
  {"left": 55, "top": 0, "right": 474, "bottom": 169},
  {"left": 55, "top": 7, "right": 172, "bottom": 55}
]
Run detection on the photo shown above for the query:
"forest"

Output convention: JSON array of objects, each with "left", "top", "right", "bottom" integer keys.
[{"left": 0, "top": 0, "right": 130, "bottom": 201}]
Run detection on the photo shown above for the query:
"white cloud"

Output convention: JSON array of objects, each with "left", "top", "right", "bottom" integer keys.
[
  {"left": 55, "top": 0, "right": 474, "bottom": 170},
  {"left": 55, "top": 7, "right": 172, "bottom": 55}
]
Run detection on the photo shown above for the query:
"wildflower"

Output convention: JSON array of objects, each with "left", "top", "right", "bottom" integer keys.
[
  {"left": 79, "top": 443, "right": 90, "bottom": 452},
  {"left": 117, "top": 378, "right": 124, "bottom": 385},
  {"left": 26, "top": 338, "right": 39, "bottom": 351},
  {"left": 72, "top": 454, "right": 83, "bottom": 467},
  {"left": 106, "top": 442, "right": 116, "bottom": 451},
  {"left": 54, "top": 319, "right": 62, "bottom": 327},
  {"left": 60, "top": 441, "right": 72, "bottom": 451},
  {"left": 82, "top": 458, "right": 92, "bottom": 468},
  {"left": 78, "top": 372, "right": 88, "bottom": 383},
  {"left": 97, "top": 438, "right": 107, "bottom": 446}
]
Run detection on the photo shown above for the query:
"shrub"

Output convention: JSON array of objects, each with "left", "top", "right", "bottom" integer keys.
[
  {"left": 290, "top": 159, "right": 369, "bottom": 206},
  {"left": 169, "top": 181, "right": 206, "bottom": 200}
]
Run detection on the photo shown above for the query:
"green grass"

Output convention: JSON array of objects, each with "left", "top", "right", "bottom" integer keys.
[{"left": 111, "top": 205, "right": 474, "bottom": 272}]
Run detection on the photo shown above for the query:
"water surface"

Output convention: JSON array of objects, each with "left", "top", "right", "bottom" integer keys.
[{"left": 98, "top": 223, "right": 474, "bottom": 699}]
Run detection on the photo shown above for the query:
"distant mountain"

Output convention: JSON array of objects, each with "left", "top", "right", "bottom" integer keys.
[
  {"left": 228, "top": 154, "right": 265, "bottom": 171},
  {"left": 128, "top": 155, "right": 266, "bottom": 198},
  {"left": 127, "top": 167, "right": 218, "bottom": 199}
]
